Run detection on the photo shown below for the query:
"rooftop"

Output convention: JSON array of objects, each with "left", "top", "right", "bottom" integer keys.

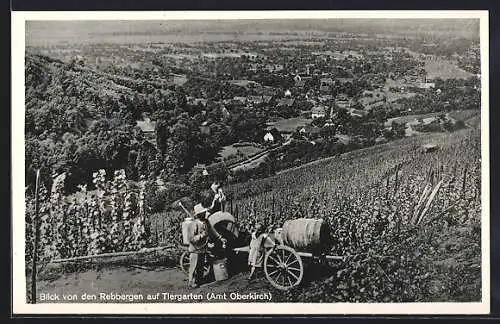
[
  {"left": 136, "top": 118, "right": 156, "bottom": 133},
  {"left": 277, "top": 98, "right": 295, "bottom": 107},
  {"left": 311, "top": 106, "right": 326, "bottom": 114}
]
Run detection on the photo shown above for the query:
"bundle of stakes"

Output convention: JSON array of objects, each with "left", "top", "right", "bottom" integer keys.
[{"left": 411, "top": 169, "right": 444, "bottom": 226}]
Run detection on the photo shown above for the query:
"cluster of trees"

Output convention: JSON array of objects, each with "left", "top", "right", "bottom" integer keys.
[
  {"left": 24, "top": 53, "right": 271, "bottom": 197},
  {"left": 412, "top": 114, "right": 466, "bottom": 133},
  {"left": 272, "top": 135, "right": 382, "bottom": 172},
  {"left": 181, "top": 77, "right": 247, "bottom": 99},
  {"left": 25, "top": 123, "right": 160, "bottom": 194},
  {"left": 397, "top": 77, "right": 480, "bottom": 115}
]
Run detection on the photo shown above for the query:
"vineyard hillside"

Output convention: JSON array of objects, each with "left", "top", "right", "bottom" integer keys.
[
  {"left": 223, "top": 125, "right": 481, "bottom": 302},
  {"left": 31, "top": 124, "right": 482, "bottom": 303}
]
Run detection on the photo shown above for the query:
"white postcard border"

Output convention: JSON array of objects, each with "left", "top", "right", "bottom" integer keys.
[{"left": 12, "top": 10, "right": 490, "bottom": 315}]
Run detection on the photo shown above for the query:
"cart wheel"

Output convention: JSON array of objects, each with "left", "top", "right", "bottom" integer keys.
[
  {"left": 180, "top": 251, "right": 190, "bottom": 274},
  {"left": 264, "top": 245, "right": 304, "bottom": 291},
  {"left": 179, "top": 251, "right": 211, "bottom": 277}
]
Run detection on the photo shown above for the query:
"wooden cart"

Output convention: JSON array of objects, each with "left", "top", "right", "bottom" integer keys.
[
  {"left": 180, "top": 231, "right": 346, "bottom": 291},
  {"left": 179, "top": 212, "right": 345, "bottom": 291},
  {"left": 233, "top": 233, "right": 346, "bottom": 291}
]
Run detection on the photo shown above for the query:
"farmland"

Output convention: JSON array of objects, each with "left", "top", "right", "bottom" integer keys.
[
  {"left": 448, "top": 109, "right": 481, "bottom": 123},
  {"left": 423, "top": 58, "right": 475, "bottom": 80},
  {"left": 383, "top": 78, "right": 418, "bottom": 102},
  {"left": 385, "top": 112, "right": 444, "bottom": 127},
  {"left": 219, "top": 144, "right": 265, "bottom": 161},
  {"left": 230, "top": 152, "right": 270, "bottom": 172},
  {"left": 267, "top": 118, "right": 312, "bottom": 133}
]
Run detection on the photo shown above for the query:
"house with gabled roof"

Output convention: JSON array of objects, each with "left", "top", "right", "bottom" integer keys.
[
  {"left": 136, "top": 117, "right": 157, "bottom": 141},
  {"left": 349, "top": 109, "right": 368, "bottom": 118},
  {"left": 167, "top": 73, "right": 188, "bottom": 86},
  {"left": 319, "top": 77, "right": 334, "bottom": 93},
  {"left": 248, "top": 95, "right": 273, "bottom": 105},
  {"left": 294, "top": 76, "right": 306, "bottom": 88},
  {"left": 232, "top": 96, "right": 247, "bottom": 104},
  {"left": 136, "top": 118, "right": 156, "bottom": 133},
  {"left": 277, "top": 98, "right": 295, "bottom": 108},
  {"left": 311, "top": 106, "right": 326, "bottom": 119}
]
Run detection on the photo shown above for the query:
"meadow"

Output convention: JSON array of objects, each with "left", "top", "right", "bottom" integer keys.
[
  {"left": 424, "top": 58, "right": 475, "bottom": 80},
  {"left": 267, "top": 117, "right": 312, "bottom": 133}
]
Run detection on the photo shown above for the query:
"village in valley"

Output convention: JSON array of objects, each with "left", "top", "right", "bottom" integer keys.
[{"left": 27, "top": 26, "right": 479, "bottom": 186}]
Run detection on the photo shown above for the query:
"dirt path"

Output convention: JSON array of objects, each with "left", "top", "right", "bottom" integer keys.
[{"left": 36, "top": 265, "right": 275, "bottom": 303}]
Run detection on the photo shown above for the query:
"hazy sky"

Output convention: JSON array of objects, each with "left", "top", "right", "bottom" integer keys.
[{"left": 26, "top": 19, "right": 480, "bottom": 46}]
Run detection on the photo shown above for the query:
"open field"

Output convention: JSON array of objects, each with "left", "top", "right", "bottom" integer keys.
[
  {"left": 386, "top": 91, "right": 417, "bottom": 103},
  {"left": 267, "top": 117, "right": 312, "bottom": 133},
  {"left": 465, "top": 115, "right": 481, "bottom": 128},
  {"left": 385, "top": 110, "right": 480, "bottom": 128},
  {"left": 448, "top": 109, "right": 481, "bottom": 122},
  {"left": 220, "top": 144, "right": 264, "bottom": 160},
  {"left": 384, "top": 112, "right": 444, "bottom": 127},
  {"left": 231, "top": 153, "right": 270, "bottom": 172},
  {"left": 424, "top": 58, "right": 474, "bottom": 80},
  {"left": 383, "top": 79, "right": 418, "bottom": 102}
]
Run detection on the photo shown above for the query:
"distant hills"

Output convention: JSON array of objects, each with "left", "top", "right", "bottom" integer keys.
[{"left": 26, "top": 19, "right": 479, "bottom": 46}]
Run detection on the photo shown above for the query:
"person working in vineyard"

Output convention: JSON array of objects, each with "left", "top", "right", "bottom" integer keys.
[
  {"left": 247, "top": 221, "right": 267, "bottom": 280},
  {"left": 188, "top": 203, "right": 227, "bottom": 288},
  {"left": 246, "top": 219, "right": 283, "bottom": 280},
  {"left": 200, "top": 187, "right": 228, "bottom": 255},
  {"left": 205, "top": 181, "right": 226, "bottom": 214}
]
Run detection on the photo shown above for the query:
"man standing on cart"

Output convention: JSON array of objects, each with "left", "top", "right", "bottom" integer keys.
[
  {"left": 205, "top": 181, "right": 226, "bottom": 214},
  {"left": 188, "top": 203, "right": 227, "bottom": 288}
]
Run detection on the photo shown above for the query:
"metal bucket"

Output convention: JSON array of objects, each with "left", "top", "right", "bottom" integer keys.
[{"left": 212, "top": 258, "right": 229, "bottom": 281}]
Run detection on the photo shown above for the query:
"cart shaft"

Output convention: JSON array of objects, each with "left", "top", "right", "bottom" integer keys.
[{"left": 296, "top": 251, "right": 345, "bottom": 261}]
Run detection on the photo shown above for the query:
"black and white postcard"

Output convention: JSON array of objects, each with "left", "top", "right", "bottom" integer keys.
[{"left": 12, "top": 10, "right": 490, "bottom": 314}]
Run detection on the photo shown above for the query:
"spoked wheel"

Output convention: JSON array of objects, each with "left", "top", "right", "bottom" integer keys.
[
  {"left": 180, "top": 251, "right": 190, "bottom": 274},
  {"left": 179, "top": 251, "right": 211, "bottom": 277},
  {"left": 264, "top": 245, "right": 304, "bottom": 291}
]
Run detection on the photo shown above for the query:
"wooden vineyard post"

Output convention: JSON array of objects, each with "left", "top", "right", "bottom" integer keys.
[
  {"left": 394, "top": 165, "right": 399, "bottom": 196},
  {"left": 31, "top": 169, "right": 41, "bottom": 304},
  {"left": 97, "top": 207, "right": 101, "bottom": 230},
  {"left": 162, "top": 213, "right": 166, "bottom": 243},
  {"left": 385, "top": 175, "right": 390, "bottom": 200},
  {"left": 272, "top": 194, "right": 275, "bottom": 218},
  {"left": 462, "top": 164, "right": 469, "bottom": 198},
  {"left": 155, "top": 218, "right": 159, "bottom": 245}
]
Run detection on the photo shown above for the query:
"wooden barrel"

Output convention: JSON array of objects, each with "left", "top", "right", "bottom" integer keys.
[{"left": 281, "top": 218, "right": 331, "bottom": 254}]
